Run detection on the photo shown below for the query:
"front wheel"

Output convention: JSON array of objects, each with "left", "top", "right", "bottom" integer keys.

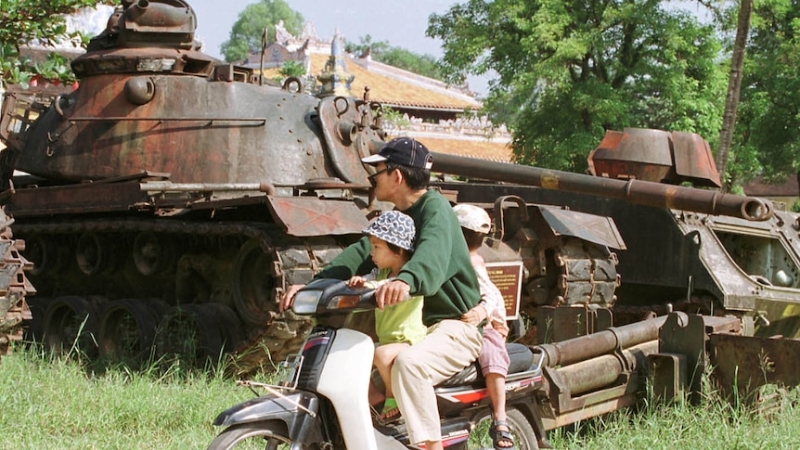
[
  {"left": 469, "top": 408, "right": 539, "bottom": 450},
  {"left": 208, "top": 421, "right": 311, "bottom": 450}
]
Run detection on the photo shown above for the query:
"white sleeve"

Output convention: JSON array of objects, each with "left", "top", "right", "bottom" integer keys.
[{"left": 474, "top": 264, "right": 506, "bottom": 323}]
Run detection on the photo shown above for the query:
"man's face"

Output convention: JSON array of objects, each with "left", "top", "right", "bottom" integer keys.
[{"left": 368, "top": 162, "right": 395, "bottom": 202}]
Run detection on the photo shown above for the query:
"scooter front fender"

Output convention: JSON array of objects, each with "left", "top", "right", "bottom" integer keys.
[{"left": 213, "top": 391, "right": 323, "bottom": 444}]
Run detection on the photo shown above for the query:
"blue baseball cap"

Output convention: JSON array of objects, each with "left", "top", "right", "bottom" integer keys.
[{"left": 362, "top": 137, "right": 433, "bottom": 170}]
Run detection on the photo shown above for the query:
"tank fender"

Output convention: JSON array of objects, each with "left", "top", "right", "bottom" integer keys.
[
  {"left": 533, "top": 206, "right": 627, "bottom": 250},
  {"left": 267, "top": 196, "right": 369, "bottom": 237},
  {"left": 212, "top": 391, "right": 324, "bottom": 443}
]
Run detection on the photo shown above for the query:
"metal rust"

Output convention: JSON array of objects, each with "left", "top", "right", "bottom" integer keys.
[
  {"left": 0, "top": 207, "right": 34, "bottom": 358},
  {"left": 709, "top": 333, "right": 800, "bottom": 403}
]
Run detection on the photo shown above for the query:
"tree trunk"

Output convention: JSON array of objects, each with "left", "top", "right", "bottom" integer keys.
[{"left": 716, "top": 0, "right": 753, "bottom": 191}]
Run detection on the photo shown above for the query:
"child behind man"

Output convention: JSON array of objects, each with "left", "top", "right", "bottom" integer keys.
[
  {"left": 454, "top": 204, "right": 515, "bottom": 450},
  {"left": 346, "top": 210, "right": 425, "bottom": 423}
]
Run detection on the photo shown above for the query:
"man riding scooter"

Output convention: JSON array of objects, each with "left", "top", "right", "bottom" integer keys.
[{"left": 281, "top": 137, "right": 484, "bottom": 450}]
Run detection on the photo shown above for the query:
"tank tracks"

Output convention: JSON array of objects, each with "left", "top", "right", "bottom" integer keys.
[
  {"left": 0, "top": 207, "right": 34, "bottom": 361},
  {"left": 15, "top": 217, "right": 345, "bottom": 374}
]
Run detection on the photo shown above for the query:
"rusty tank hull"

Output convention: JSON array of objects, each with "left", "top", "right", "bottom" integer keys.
[
  {"left": 0, "top": 0, "right": 386, "bottom": 371},
  {"left": 1, "top": 0, "right": 796, "bottom": 376}
]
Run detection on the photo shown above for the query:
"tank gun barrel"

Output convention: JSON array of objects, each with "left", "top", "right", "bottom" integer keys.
[{"left": 430, "top": 152, "right": 774, "bottom": 221}]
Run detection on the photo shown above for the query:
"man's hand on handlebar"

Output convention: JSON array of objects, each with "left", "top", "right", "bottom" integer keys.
[
  {"left": 375, "top": 279, "right": 410, "bottom": 310},
  {"left": 279, "top": 284, "right": 306, "bottom": 312}
]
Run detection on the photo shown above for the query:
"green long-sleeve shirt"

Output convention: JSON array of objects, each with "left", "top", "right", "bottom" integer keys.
[{"left": 315, "top": 189, "right": 480, "bottom": 326}]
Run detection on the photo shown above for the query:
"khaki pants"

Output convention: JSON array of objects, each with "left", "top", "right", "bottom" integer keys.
[{"left": 391, "top": 319, "right": 483, "bottom": 445}]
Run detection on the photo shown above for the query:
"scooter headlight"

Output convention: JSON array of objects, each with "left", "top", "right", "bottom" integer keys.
[
  {"left": 293, "top": 289, "right": 322, "bottom": 315},
  {"left": 328, "top": 294, "right": 363, "bottom": 310}
]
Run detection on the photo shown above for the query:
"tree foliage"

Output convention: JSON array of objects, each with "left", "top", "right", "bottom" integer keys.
[
  {"left": 346, "top": 35, "right": 443, "bottom": 81},
  {"left": 221, "top": 0, "right": 303, "bottom": 63},
  {"left": 729, "top": 0, "right": 800, "bottom": 185},
  {"left": 0, "top": 0, "right": 105, "bottom": 87},
  {"left": 278, "top": 60, "right": 305, "bottom": 78},
  {"left": 428, "top": 0, "right": 727, "bottom": 173}
]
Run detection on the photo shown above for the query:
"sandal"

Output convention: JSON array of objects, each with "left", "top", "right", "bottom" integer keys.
[
  {"left": 378, "top": 397, "right": 402, "bottom": 424},
  {"left": 489, "top": 420, "right": 516, "bottom": 450}
]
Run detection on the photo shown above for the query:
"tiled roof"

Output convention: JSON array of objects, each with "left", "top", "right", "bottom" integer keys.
[
  {"left": 406, "top": 136, "right": 514, "bottom": 162},
  {"left": 308, "top": 53, "right": 481, "bottom": 111}
]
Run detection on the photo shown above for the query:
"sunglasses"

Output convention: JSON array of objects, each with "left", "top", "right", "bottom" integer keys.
[{"left": 367, "top": 166, "right": 394, "bottom": 187}]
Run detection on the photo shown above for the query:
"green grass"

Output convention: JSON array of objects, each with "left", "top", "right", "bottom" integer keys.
[
  {"left": 0, "top": 346, "right": 256, "bottom": 450},
  {"left": 545, "top": 386, "right": 800, "bottom": 449},
  {"left": 1, "top": 345, "right": 799, "bottom": 450}
]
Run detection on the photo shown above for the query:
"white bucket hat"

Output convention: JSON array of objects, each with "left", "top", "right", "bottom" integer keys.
[
  {"left": 453, "top": 204, "right": 492, "bottom": 234},
  {"left": 363, "top": 210, "right": 416, "bottom": 251}
]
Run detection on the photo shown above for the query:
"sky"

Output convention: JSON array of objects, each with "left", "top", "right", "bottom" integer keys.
[
  {"left": 190, "top": 0, "right": 456, "bottom": 60},
  {"left": 187, "top": 0, "right": 490, "bottom": 94}
]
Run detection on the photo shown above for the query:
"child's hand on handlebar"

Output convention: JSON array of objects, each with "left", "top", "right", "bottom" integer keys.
[{"left": 346, "top": 276, "right": 367, "bottom": 287}]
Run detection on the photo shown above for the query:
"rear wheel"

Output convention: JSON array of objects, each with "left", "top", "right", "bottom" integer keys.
[
  {"left": 208, "top": 422, "right": 314, "bottom": 450},
  {"left": 469, "top": 408, "right": 539, "bottom": 450}
]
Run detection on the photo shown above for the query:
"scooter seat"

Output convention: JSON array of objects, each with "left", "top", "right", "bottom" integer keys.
[{"left": 436, "top": 343, "right": 534, "bottom": 387}]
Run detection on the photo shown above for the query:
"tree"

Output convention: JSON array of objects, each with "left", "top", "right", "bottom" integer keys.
[
  {"left": 0, "top": 0, "right": 104, "bottom": 88},
  {"left": 716, "top": 0, "right": 753, "bottom": 190},
  {"left": 728, "top": 0, "right": 800, "bottom": 186},
  {"left": 346, "top": 35, "right": 443, "bottom": 81},
  {"left": 428, "top": 0, "right": 727, "bottom": 173},
  {"left": 221, "top": 0, "right": 303, "bottom": 63},
  {"left": 278, "top": 60, "right": 305, "bottom": 78}
]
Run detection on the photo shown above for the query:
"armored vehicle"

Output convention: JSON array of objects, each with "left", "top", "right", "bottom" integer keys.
[{"left": 0, "top": 0, "right": 793, "bottom": 373}]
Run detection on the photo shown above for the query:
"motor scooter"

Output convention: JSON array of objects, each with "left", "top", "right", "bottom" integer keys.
[{"left": 208, "top": 278, "right": 546, "bottom": 449}]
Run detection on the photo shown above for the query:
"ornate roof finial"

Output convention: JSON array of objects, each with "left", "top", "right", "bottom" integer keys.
[{"left": 316, "top": 28, "right": 354, "bottom": 97}]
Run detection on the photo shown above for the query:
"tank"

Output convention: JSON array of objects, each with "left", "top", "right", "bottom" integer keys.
[
  {"left": 432, "top": 128, "right": 800, "bottom": 341},
  {"left": 0, "top": 0, "right": 794, "bottom": 372}
]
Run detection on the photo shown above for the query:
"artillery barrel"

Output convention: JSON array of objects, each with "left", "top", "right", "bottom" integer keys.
[
  {"left": 430, "top": 153, "right": 774, "bottom": 221},
  {"left": 556, "top": 340, "right": 658, "bottom": 396},
  {"left": 536, "top": 314, "right": 683, "bottom": 368}
]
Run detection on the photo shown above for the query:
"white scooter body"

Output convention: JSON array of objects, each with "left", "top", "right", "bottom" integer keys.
[{"left": 315, "top": 327, "right": 387, "bottom": 449}]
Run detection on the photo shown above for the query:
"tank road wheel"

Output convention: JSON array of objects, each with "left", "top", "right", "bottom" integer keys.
[
  {"left": 76, "top": 232, "right": 109, "bottom": 276},
  {"left": 42, "top": 296, "right": 100, "bottom": 357},
  {"left": 469, "top": 408, "right": 539, "bottom": 450},
  {"left": 232, "top": 240, "right": 276, "bottom": 326},
  {"left": 208, "top": 421, "right": 302, "bottom": 450},
  {"left": 25, "top": 234, "right": 66, "bottom": 277},
  {"left": 133, "top": 231, "right": 174, "bottom": 276},
  {"left": 98, "top": 299, "right": 159, "bottom": 367},
  {"left": 156, "top": 303, "right": 244, "bottom": 368}
]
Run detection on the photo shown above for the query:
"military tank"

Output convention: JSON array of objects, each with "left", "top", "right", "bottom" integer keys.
[{"left": 0, "top": 0, "right": 787, "bottom": 372}]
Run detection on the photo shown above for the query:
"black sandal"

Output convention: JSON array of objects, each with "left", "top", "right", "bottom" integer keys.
[{"left": 489, "top": 419, "right": 516, "bottom": 450}]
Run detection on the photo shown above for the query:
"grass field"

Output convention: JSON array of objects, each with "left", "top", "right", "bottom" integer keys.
[{"left": 1, "top": 346, "right": 798, "bottom": 450}]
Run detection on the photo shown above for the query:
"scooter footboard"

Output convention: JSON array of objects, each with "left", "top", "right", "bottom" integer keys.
[{"left": 212, "top": 391, "right": 324, "bottom": 444}]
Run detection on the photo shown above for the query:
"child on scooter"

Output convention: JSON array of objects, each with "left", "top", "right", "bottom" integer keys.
[
  {"left": 345, "top": 210, "right": 426, "bottom": 424},
  {"left": 454, "top": 203, "right": 516, "bottom": 450}
]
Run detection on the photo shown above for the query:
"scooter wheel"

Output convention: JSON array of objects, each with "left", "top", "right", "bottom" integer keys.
[
  {"left": 208, "top": 421, "right": 308, "bottom": 450},
  {"left": 469, "top": 408, "right": 539, "bottom": 450}
]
